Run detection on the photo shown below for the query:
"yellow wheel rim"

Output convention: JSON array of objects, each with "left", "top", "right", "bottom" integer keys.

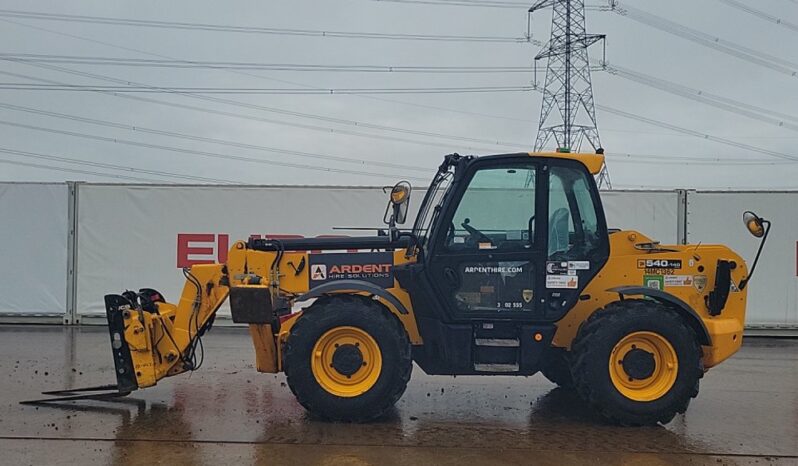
[
  {"left": 311, "top": 326, "right": 382, "bottom": 398},
  {"left": 609, "top": 331, "right": 678, "bottom": 402}
]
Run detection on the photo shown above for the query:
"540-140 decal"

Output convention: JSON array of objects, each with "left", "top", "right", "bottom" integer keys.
[{"left": 637, "top": 259, "right": 682, "bottom": 269}]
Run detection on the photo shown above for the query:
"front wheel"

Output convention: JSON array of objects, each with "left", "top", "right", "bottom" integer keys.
[
  {"left": 570, "top": 300, "right": 703, "bottom": 426},
  {"left": 284, "top": 295, "right": 412, "bottom": 422}
]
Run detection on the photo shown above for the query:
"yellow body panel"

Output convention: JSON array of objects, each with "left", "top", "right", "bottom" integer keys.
[
  {"left": 552, "top": 231, "right": 748, "bottom": 368},
  {"left": 528, "top": 151, "right": 605, "bottom": 175},
  {"left": 227, "top": 241, "right": 422, "bottom": 373},
  {"left": 248, "top": 324, "right": 278, "bottom": 373},
  {"left": 124, "top": 263, "right": 229, "bottom": 387},
  {"left": 126, "top": 226, "right": 747, "bottom": 391}
]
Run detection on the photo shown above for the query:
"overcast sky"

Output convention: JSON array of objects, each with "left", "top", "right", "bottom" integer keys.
[{"left": 0, "top": 0, "right": 796, "bottom": 189}]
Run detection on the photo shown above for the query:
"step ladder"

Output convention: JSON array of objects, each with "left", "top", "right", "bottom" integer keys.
[{"left": 473, "top": 328, "right": 521, "bottom": 373}]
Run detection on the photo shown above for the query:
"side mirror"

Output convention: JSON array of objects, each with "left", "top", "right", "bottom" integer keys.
[
  {"left": 743, "top": 211, "right": 765, "bottom": 238},
  {"left": 738, "top": 211, "right": 771, "bottom": 291},
  {"left": 384, "top": 181, "right": 411, "bottom": 225}
]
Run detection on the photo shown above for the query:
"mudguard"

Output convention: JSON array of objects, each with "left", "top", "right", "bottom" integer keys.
[
  {"left": 607, "top": 286, "right": 712, "bottom": 346},
  {"left": 295, "top": 279, "right": 409, "bottom": 315}
]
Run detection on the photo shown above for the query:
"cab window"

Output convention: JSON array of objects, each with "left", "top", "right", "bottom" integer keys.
[
  {"left": 446, "top": 165, "right": 536, "bottom": 251},
  {"left": 548, "top": 165, "right": 603, "bottom": 259}
]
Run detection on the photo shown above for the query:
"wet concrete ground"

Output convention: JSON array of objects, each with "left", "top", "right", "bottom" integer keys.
[{"left": 0, "top": 325, "right": 795, "bottom": 465}]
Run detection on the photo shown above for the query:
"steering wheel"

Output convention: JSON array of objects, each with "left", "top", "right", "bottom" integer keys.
[{"left": 461, "top": 218, "right": 491, "bottom": 246}]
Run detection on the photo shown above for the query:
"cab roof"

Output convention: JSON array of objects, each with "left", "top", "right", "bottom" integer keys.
[{"left": 527, "top": 151, "right": 605, "bottom": 175}]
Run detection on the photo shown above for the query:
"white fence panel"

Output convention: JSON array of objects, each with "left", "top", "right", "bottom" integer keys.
[
  {"left": 0, "top": 183, "right": 68, "bottom": 317},
  {"left": 73, "top": 185, "right": 795, "bottom": 328},
  {"left": 687, "top": 191, "right": 798, "bottom": 328},
  {"left": 75, "top": 184, "right": 393, "bottom": 317},
  {"left": 600, "top": 190, "right": 679, "bottom": 245}
]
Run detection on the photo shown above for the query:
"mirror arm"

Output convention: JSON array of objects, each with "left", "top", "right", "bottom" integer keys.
[
  {"left": 388, "top": 205, "right": 399, "bottom": 242},
  {"left": 739, "top": 219, "right": 770, "bottom": 291}
]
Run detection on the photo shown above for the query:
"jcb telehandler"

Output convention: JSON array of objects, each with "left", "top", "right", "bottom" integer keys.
[{"left": 29, "top": 151, "right": 770, "bottom": 426}]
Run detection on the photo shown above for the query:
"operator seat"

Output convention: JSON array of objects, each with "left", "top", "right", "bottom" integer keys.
[{"left": 548, "top": 207, "right": 570, "bottom": 256}]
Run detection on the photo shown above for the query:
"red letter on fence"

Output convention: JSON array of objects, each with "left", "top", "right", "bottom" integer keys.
[
  {"left": 177, "top": 233, "right": 216, "bottom": 268},
  {"left": 217, "top": 234, "right": 229, "bottom": 264}
]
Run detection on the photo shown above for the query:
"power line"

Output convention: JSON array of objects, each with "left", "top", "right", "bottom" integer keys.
[
  {"left": 0, "top": 53, "right": 535, "bottom": 73},
  {"left": 0, "top": 16, "right": 647, "bottom": 136},
  {"left": 594, "top": 103, "right": 798, "bottom": 162},
  {"left": 4, "top": 11, "right": 794, "bottom": 170},
  {"left": 0, "top": 63, "right": 527, "bottom": 152},
  {"left": 9, "top": 49, "right": 793, "bottom": 172},
  {"left": 528, "top": 33, "right": 798, "bottom": 131},
  {"left": 0, "top": 101, "right": 430, "bottom": 173},
  {"left": 2, "top": 100, "right": 789, "bottom": 177},
  {"left": 608, "top": 152, "right": 794, "bottom": 165},
  {"left": 716, "top": 0, "right": 798, "bottom": 34},
  {"left": 612, "top": 4, "right": 798, "bottom": 78},
  {"left": 0, "top": 147, "right": 237, "bottom": 183},
  {"left": 0, "top": 16, "right": 540, "bottom": 151},
  {"left": 372, "top": 0, "right": 607, "bottom": 10},
  {"left": 602, "top": 63, "right": 798, "bottom": 132},
  {"left": 0, "top": 119, "right": 433, "bottom": 182},
  {"left": 612, "top": 182, "right": 798, "bottom": 190},
  {"left": 0, "top": 8, "right": 526, "bottom": 42},
  {"left": 0, "top": 82, "right": 536, "bottom": 94},
  {"left": 0, "top": 155, "right": 167, "bottom": 183},
  {"left": 0, "top": 18, "right": 544, "bottom": 130},
  {"left": 373, "top": 0, "right": 535, "bottom": 8},
  {"left": 529, "top": 33, "right": 798, "bottom": 136}
]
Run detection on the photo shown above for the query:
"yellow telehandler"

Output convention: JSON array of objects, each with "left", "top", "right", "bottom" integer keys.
[{"left": 27, "top": 151, "right": 770, "bottom": 426}]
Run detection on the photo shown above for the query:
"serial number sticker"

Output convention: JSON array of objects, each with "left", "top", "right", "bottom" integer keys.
[
  {"left": 646, "top": 268, "right": 676, "bottom": 275},
  {"left": 637, "top": 259, "right": 682, "bottom": 269},
  {"left": 546, "top": 275, "right": 578, "bottom": 289},
  {"left": 497, "top": 301, "right": 525, "bottom": 309}
]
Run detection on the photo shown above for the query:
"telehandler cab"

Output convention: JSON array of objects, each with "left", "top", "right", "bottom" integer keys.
[{"left": 28, "top": 151, "right": 770, "bottom": 426}]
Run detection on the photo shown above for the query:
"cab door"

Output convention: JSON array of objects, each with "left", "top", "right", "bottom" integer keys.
[
  {"left": 541, "top": 160, "right": 610, "bottom": 318},
  {"left": 424, "top": 157, "right": 609, "bottom": 323},
  {"left": 425, "top": 158, "right": 546, "bottom": 320}
]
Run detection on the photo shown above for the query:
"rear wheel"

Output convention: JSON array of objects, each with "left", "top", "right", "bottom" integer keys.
[
  {"left": 571, "top": 300, "right": 703, "bottom": 426},
  {"left": 284, "top": 295, "right": 412, "bottom": 422}
]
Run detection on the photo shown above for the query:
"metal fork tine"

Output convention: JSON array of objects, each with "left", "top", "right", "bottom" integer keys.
[
  {"left": 40, "top": 384, "right": 121, "bottom": 396},
  {"left": 20, "top": 390, "right": 130, "bottom": 405}
]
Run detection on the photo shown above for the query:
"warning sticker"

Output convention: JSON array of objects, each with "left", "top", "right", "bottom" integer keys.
[
  {"left": 308, "top": 252, "right": 393, "bottom": 288},
  {"left": 546, "top": 275, "right": 578, "bottom": 289},
  {"left": 693, "top": 275, "right": 707, "bottom": 292},
  {"left": 664, "top": 275, "right": 694, "bottom": 287}
]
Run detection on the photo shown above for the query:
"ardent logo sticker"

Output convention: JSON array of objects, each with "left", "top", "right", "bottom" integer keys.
[
  {"left": 311, "top": 264, "right": 327, "bottom": 280},
  {"left": 308, "top": 252, "right": 393, "bottom": 288}
]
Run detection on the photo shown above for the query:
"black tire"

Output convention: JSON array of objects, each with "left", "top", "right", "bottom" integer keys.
[
  {"left": 571, "top": 299, "right": 703, "bottom": 426},
  {"left": 540, "top": 347, "right": 574, "bottom": 389},
  {"left": 283, "top": 295, "right": 412, "bottom": 422}
]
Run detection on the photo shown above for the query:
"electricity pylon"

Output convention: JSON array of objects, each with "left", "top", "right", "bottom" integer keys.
[{"left": 529, "top": 0, "right": 611, "bottom": 188}]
